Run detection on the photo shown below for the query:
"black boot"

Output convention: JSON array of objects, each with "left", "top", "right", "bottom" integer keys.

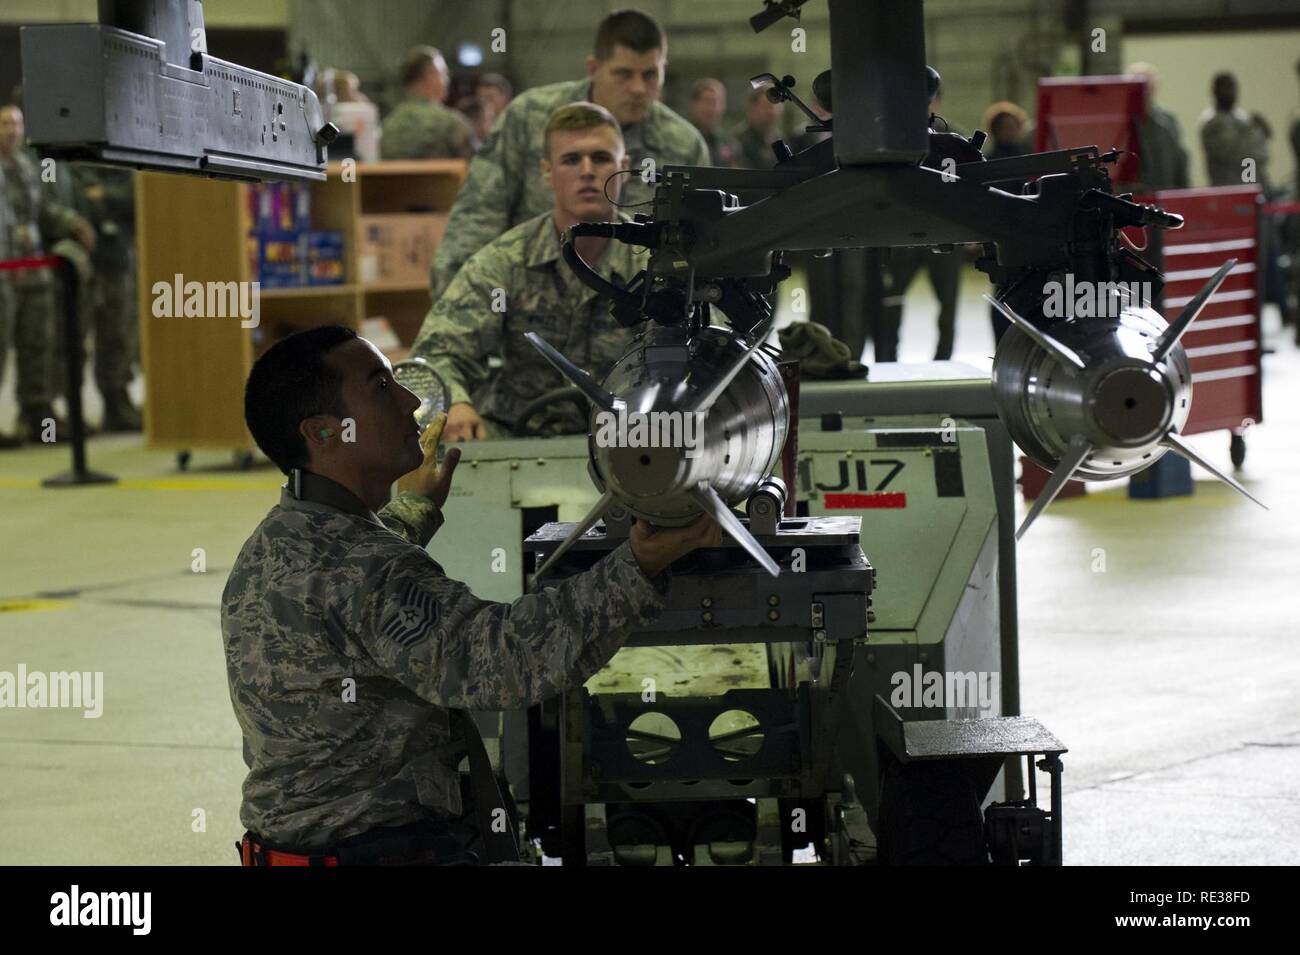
[{"left": 102, "top": 390, "right": 143, "bottom": 433}]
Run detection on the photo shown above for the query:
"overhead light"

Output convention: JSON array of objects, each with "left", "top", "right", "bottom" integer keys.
[{"left": 457, "top": 42, "right": 483, "bottom": 67}]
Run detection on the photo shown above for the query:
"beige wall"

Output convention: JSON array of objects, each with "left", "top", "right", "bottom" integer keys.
[
  {"left": 1124, "top": 29, "right": 1300, "bottom": 191},
  {"left": 0, "top": 0, "right": 289, "bottom": 28}
]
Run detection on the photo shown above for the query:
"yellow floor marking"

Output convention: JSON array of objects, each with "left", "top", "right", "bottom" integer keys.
[
  {"left": 0, "top": 477, "right": 279, "bottom": 491},
  {"left": 0, "top": 599, "right": 73, "bottom": 614}
]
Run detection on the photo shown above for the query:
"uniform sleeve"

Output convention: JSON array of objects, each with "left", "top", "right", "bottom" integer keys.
[
  {"left": 1200, "top": 118, "right": 1236, "bottom": 185},
  {"left": 345, "top": 538, "right": 667, "bottom": 710},
  {"left": 101, "top": 172, "right": 136, "bottom": 226},
  {"left": 1169, "top": 115, "right": 1190, "bottom": 190},
  {"left": 428, "top": 102, "right": 528, "bottom": 298},
  {"left": 449, "top": 113, "right": 476, "bottom": 160},
  {"left": 39, "top": 196, "right": 85, "bottom": 242},
  {"left": 689, "top": 127, "right": 712, "bottom": 167},
  {"left": 378, "top": 491, "right": 443, "bottom": 547},
  {"left": 409, "top": 242, "right": 510, "bottom": 407}
]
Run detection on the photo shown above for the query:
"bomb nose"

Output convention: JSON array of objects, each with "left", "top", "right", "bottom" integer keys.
[
  {"left": 607, "top": 444, "right": 686, "bottom": 497},
  {"left": 1091, "top": 365, "right": 1172, "bottom": 446}
]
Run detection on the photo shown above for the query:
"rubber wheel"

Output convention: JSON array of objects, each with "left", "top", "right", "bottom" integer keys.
[
  {"left": 1230, "top": 433, "right": 1246, "bottom": 470},
  {"left": 877, "top": 761, "right": 988, "bottom": 865},
  {"left": 176, "top": 450, "right": 191, "bottom": 471}
]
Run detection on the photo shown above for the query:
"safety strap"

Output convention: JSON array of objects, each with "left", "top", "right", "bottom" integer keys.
[{"left": 455, "top": 710, "right": 521, "bottom": 864}]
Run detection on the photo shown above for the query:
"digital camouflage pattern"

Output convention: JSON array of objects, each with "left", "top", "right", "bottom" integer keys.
[
  {"left": 380, "top": 96, "right": 475, "bottom": 160},
  {"left": 1200, "top": 106, "right": 1272, "bottom": 191},
  {"left": 1, "top": 149, "right": 83, "bottom": 280},
  {"left": 0, "top": 159, "right": 11, "bottom": 408},
  {"left": 428, "top": 78, "right": 710, "bottom": 298},
  {"left": 411, "top": 210, "right": 649, "bottom": 436},
  {"left": 0, "top": 149, "right": 84, "bottom": 413},
  {"left": 1136, "top": 105, "right": 1189, "bottom": 191},
  {"left": 694, "top": 124, "right": 745, "bottom": 168},
  {"left": 221, "top": 486, "right": 667, "bottom": 849},
  {"left": 52, "top": 165, "right": 138, "bottom": 401},
  {"left": 733, "top": 121, "right": 778, "bottom": 170}
]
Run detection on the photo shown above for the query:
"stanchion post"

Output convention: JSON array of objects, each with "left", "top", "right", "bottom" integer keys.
[{"left": 42, "top": 252, "right": 115, "bottom": 487}]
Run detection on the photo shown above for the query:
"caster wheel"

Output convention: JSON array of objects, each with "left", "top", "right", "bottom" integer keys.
[
  {"left": 234, "top": 451, "right": 254, "bottom": 471},
  {"left": 177, "top": 450, "right": 191, "bottom": 471},
  {"left": 1230, "top": 433, "right": 1246, "bottom": 470}
]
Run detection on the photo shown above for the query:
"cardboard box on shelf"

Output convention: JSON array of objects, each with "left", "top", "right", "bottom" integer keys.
[{"left": 358, "top": 214, "right": 447, "bottom": 286}]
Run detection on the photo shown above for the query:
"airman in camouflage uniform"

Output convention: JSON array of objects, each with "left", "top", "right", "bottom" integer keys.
[
  {"left": 52, "top": 165, "right": 141, "bottom": 431},
  {"left": 1200, "top": 73, "right": 1273, "bottom": 192},
  {"left": 428, "top": 10, "right": 710, "bottom": 298},
  {"left": 0, "top": 105, "right": 95, "bottom": 445},
  {"left": 0, "top": 148, "right": 14, "bottom": 445},
  {"left": 411, "top": 209, "right": 647, "bottom": 438},
  {"left": 223, "top": 476, "right": 667, "bottom": 850},
  {"left": 688, "top": 78, "right": 744, "bottom": 168},
  {"left": 380, "top": 45, "right": 475, "bottom": 161},
  {"left": 223, "top": 326, "right": 718, "bottom": 858},
  {"left": 412, "top": 101, "right": 648, "bottom": 439},
  {"left": 381, "top": 98, "right": 475, "bottom": 161}
]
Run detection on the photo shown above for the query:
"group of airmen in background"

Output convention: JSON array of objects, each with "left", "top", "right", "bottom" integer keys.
[
  {"left": 3, "top": 7, "right": 1296, "bottom": 452},
  {"left": 0, "top": 100, "right": 141, "bottom": 448}
]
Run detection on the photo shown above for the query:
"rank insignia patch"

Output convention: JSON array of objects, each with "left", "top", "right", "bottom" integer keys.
[{"left": 382, "top": 583, "right": 439, "bottom": 648}]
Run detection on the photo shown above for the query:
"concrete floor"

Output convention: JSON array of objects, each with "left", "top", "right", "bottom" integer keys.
[{"left": 1, "top": 272, "right": 1296, "bottom": 865}]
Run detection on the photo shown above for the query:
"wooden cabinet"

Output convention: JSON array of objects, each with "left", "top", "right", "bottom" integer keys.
[{"left": 136, "top": 160, "right": 466, "bottom": 457}]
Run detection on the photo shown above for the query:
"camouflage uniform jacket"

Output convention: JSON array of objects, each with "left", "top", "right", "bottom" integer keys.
[
  {"left": 411, "top": 209, "right": 649, "bottom": 436},
  {"left": 380, "top": 95, "right": 475, "bottom": 160},
  {"left": 733, "top": 121, "right": 777, "bottom": 170},
  {"left": 1, "top": 148, "right": 84, "bottom": 286},
  {"left": 71, "top": 165, "right": 136, "bottom": 268},
  {"left": 428, "top": 78, "right": 710, "bottom": 297},
  {"left": 1199, "top": 106, "right": 1271, "bottom": 192},
  {"left": 693, "top": 122, "right": 745, "bottom": 168},
  {"left": 221, "top": 479, "right": 667, "bottom": 849},
  {"left": 1136, "top": 105, "right": 1189, "bottom": 192}
]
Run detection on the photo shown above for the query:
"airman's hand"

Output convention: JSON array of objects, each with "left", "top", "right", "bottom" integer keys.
[
  {"left": 72, "top": 219, "right": 96, "bottom": 253},
  {"left": 397, "top": 411, "right": 461, "bottom": 508},
  {"left": 445, "top": 402, "right": 487, "bottom": 442},
  {"left": 628, "top": 515, "right": 723, "bottom": 580}
]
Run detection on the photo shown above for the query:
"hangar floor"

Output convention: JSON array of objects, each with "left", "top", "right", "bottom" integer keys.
[{"left": 1, "top": 271, "right": 1296, "bottom": 865}]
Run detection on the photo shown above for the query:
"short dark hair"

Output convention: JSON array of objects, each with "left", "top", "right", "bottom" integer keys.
[
  {"left": 476, "top": 73, "right": 513, "bottom": 98},
  {"left": 456, "top": 95, "right": 486, "bottom": 122},
  {"left": 543, "top": 101, "right": 624, "bottom": 157},
  {"left": 594, "top": 10, "right": 665, "bottom": 60},
  {"left": 244, "top": 325, "right": 357, "bottom": 475},
  {"left": 690, "top": 78, "right": 725, "bottom": 101},
  {"left": 401, "top": 46, "right": 444, "bottom": 87}
]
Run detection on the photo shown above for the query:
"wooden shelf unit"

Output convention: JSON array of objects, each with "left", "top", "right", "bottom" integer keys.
[{"left": 136, "top": 159, "right": 466, "bottom": 453}]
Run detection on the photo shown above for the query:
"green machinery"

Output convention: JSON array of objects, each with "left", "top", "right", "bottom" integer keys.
[{"left": 429, "top": 362, "right": 1066, "bottom": 865}]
